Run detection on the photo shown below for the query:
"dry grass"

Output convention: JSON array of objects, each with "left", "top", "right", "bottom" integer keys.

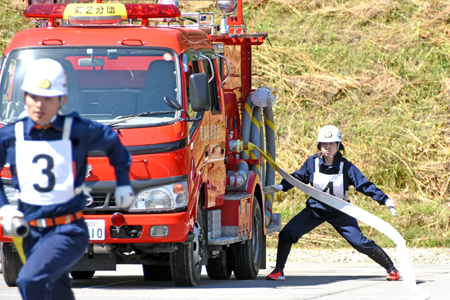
[
  {"left": 244, "top": 0, "right": 450, "bottom": 247},
  {"left": 0, "top": 0, "right": 32, "bottom": 51}
]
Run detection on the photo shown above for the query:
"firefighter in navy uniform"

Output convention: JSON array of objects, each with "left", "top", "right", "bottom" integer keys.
[
  {"left": 264, "top": 125, "right": 400, "bottom": 281},
  {"left": 0, "top": 59, "right": 135, "bottom": 300}
]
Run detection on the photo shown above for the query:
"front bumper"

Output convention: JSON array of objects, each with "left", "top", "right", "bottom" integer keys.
[{"left": 0, "top": 211, "right": 192, "bottom": 244}]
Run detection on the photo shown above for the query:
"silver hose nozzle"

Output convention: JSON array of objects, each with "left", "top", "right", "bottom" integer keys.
[{"left": 4, "top": 218, "right": 30, "bottom": 237}]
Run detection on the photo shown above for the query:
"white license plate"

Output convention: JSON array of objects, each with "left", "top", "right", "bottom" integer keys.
[{"left": 85, "top": 219, "right": 105, "bottom": 241}]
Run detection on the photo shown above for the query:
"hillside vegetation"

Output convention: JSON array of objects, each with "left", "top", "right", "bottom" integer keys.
[
  {"left": 243, "top": 0, "right": 450, "bottom": 248},
  {"left": 1, "top": 0, "right": 449, "bottom": 248}
]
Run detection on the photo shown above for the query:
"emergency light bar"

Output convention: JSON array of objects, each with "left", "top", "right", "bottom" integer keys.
[{"left": 24, "top": 3, "right": 181, "bottom": 24}]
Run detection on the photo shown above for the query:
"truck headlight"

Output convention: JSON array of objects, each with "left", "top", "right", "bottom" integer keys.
[
  {"left": 129, "top": 182, "right": 188, "bottom": 212},
  {"left": 3, "top": 186, "right": 19, "bottom": 207}
]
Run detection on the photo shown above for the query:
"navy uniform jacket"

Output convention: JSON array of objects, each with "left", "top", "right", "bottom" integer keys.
[
  {"left": 280, "top": 152, "right": 388, "bottom": 214},
  {"left": 0, "top": 112, "right": 131, "bottom": 222}
]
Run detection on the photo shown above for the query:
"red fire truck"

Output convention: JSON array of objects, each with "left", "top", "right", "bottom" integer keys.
[{"left": 0, "top": 0, "right": 281, "bottom": 286}]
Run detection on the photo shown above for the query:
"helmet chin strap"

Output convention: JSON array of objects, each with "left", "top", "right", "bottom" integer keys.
[{"left": 329, "top": 142, "right": 340, "bottom": 158}]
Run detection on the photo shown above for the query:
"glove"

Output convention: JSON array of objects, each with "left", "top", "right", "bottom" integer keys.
[
  {"left": 263, "top": 184, "right": 283, "bottom": 194},
  {"left": 0, "top": 205, "right": 24, "bottom": 236},
  {"left": 385, "top": 198, "right": 398, "bottom": 217},
  {"left": 114, "top": 185, "right": 135, "bottom": 208}
]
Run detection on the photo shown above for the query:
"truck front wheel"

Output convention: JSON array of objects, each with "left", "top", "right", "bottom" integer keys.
[
  {"left": 230, "top": 198, "right": 262, "bottom": 279},
  {"left": 206, "top": 249, "right": 232, "bottom": 280},
  {"left": 2, "top": 243, "right": 23, "bottom": 287},
  {"left": 170, "top": 202, "right": 206, "bottom": 286}
]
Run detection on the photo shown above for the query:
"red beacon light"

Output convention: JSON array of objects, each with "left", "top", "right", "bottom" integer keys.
[
  {"left": 111, "top": 212, "right": 125, "bottom": 229},
  {"left": 125, "top": 4, "right": 181, "bottom": 19},
  {"left": 23, "top": 3, "right": 181, "bottom": 26},
  {"left": 24, "top": 3, "right": 67, "bottom": 25}
]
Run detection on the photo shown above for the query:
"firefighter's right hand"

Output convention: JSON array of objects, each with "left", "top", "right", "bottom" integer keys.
[
  {"left": 114, "top": 185, "right": 135, "bottom": 208},
  {"left": 0, "top": 205, "right": 24, "bottom": 236},
  {"left": 263, "top": 184, "right": 283, "bottom": 194}
]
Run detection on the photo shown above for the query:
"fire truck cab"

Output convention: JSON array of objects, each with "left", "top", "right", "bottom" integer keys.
[{"left": 0, "top": 0, "right": 281, "bottom": 287}]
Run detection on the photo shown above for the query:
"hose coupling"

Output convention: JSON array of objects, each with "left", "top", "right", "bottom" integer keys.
[
  {"left": 228, "top": 161, "right": 248, "bottom": 187},
  {"left": 229, "top": 169, "right": 248, "bottom": 187},
  {"left": 228, "top": 140, "right": 243, "bottom": 153}
]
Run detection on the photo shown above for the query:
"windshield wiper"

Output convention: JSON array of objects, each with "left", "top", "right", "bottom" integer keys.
[{"left": 107, "top": 111, "right": 174, "bottom": 126}]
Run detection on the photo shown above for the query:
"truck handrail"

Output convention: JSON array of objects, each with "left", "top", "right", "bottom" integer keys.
[
  {"left": 199, "top": 54, "right": 214, "bottom": 83},
  {"left": 216, "top": 54, "right": 230, "bottom": 85}
]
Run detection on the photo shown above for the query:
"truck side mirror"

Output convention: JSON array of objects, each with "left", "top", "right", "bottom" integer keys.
[{"left": 189, "top": 73, "right": 211, "bottom": 112}]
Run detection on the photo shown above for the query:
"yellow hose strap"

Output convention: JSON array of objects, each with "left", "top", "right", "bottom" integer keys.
[
  {"left": 12, "top": 236, "right": 27, "bottom": 264},
  {"left": 244, "top": 103, "right": 253, "bottom": 118},
  {"left": 265, "top": 192, "right": 274, "bottom": 205},
  {"left": 246, "top": 143, "right": 278, "bottom": 171},
  {"left": 250, "top": 152, "right": 261, "bottom": 173},
  {"left": 263, "top": 116, "right": 275, "bottom": 131},
  {"left": 251, "top": 117, "right": 260, "bottom": 132},
  {"left": 265, "top": 151, "right": 275, "bottom": 163}
]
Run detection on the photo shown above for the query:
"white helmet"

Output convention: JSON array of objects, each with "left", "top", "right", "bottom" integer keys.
[
  {"left": 317, "top": 125, "right": 342, "bottom": 143},
  {"left": 21, "top": 59, "right": 67, "bottom": 97}
]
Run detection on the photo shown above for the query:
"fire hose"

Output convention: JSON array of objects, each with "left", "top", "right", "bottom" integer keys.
[
  {"left": 244, "top": 141, "right": 430, "bottom": 300},
  {"left": 240, "top": 91, "right": 276, "bottom": 227}
]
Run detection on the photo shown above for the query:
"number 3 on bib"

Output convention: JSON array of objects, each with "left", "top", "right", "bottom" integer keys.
[
  {"left": 15, "top": 118, "right": 75, "bottom": 206},
  {"left": 32, "top": 154, "right": 56, "bottom": 192}
]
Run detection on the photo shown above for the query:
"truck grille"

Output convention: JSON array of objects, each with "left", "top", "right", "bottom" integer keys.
[{"left": 86, "top": 193, "right": 117, "bottom": 209}]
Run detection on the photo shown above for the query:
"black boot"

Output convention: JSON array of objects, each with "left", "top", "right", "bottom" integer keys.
[
  {"left": 369, "top": 247, "right": 400, "bottom": 281},
  {"left": 369, "top": 246, "right": 395, "bottom": 272}
]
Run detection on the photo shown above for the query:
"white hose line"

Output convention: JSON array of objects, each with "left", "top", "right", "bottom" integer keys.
[{"left": 277, "top": 168, "right": 430, "bottom": 300}]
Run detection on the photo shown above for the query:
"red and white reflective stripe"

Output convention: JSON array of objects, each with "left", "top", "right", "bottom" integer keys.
[{"left": 36, "top": 218, "right": 49, "bottom": 228}]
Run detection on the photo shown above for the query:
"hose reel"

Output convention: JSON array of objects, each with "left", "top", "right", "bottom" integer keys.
[{"left": 240, "top": 86, "right": 279, "bottom": 227}]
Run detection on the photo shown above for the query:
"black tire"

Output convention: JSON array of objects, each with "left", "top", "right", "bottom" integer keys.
[
  {"left": 2, "top": 243, "right": 23, "bottom": 287},
  {"left": 206, "top": 249, "right": 232, "bottom": 280},
  {"left": 143, "top": 265, "right": 172, "bottom": 281},
  {"left": 170, "top": 201, "right": 207, "bottom": 287},
  {"left": 70, "top": 271, "right": 95, "bottom": 280},
  {"left": 230, "top": 199, "right": 263, "bottom": 280}
]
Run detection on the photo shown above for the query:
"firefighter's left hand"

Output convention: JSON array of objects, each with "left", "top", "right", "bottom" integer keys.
[
  {"left": 114, "top": 185, "right": 135, "bottom": 208},
  {"left": 385, "top": 198, "right": 398, "bottom": 217},
  {"left": 263, "top": 184, "right": 283, "bottom": 194}
]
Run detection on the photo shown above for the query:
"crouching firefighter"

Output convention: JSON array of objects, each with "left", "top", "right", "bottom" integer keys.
[
  {"left": 264, "top": 125, "right": 400, "bottom": 282},
  {"left": 0, "top": 59, "right": 135, "bottom": 300}
]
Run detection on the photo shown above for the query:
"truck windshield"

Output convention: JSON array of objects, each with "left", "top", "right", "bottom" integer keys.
[{"left": 0, "top": 48, "right": 180, "bottom": 126}]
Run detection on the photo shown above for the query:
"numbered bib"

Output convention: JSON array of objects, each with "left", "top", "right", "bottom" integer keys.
[
  {"left": 313, "top": 158, "right": 345, "bottom": 200},
  {"left": 15, "top": 118, "right": 75, "bottom": 206}
]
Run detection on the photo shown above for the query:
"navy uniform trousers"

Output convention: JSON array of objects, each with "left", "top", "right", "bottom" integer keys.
[
  {"left": 277, "top": 205, "right": 378, "bottom": 270},
  {"left": 17, "top": 219, "right": 89, "bottom": 300}
]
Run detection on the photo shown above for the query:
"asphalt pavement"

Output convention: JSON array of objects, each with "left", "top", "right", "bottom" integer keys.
[{"left": 0, "top": 260, "right": 448, "bottom": 300}]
